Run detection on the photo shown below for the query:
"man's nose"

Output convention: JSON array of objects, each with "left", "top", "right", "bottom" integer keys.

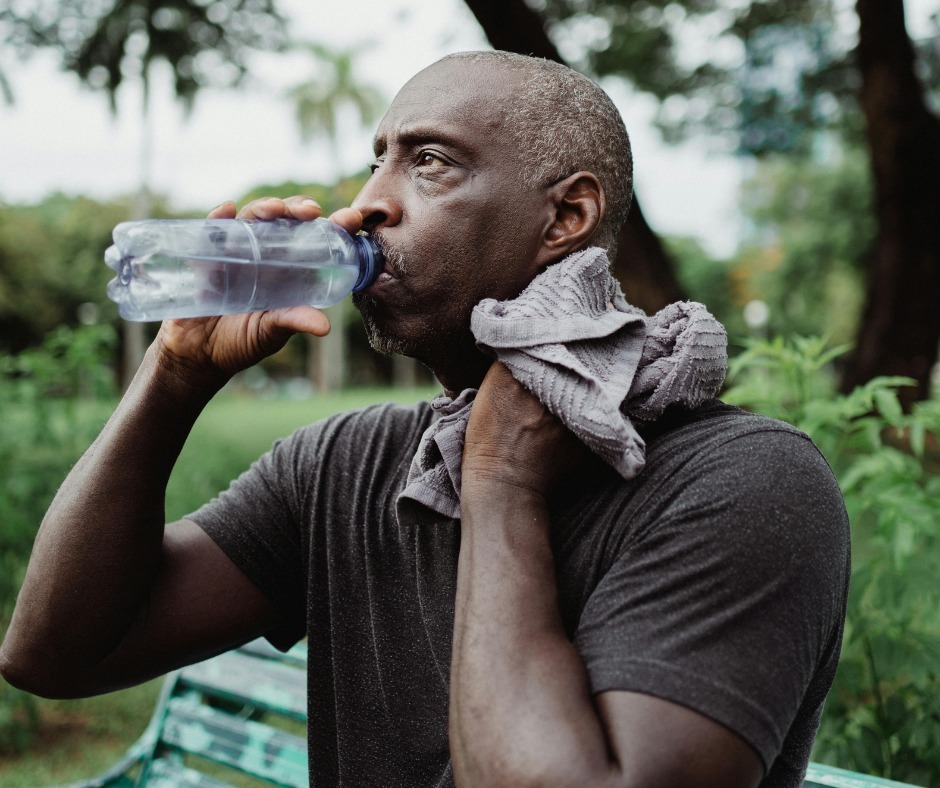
[{"left": 351, "top": 171, "right": 403, "bottom": 233}]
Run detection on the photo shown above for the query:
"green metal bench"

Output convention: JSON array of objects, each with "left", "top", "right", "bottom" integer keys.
[
  {"left": 803, "top": 763, "right": 921, "bottom": 788},
  {"left": 68, "top": 639, "right": 309, "bottom": 787},
  {"left": 68, "top": 638, "right": 920, "bottom": 787}
]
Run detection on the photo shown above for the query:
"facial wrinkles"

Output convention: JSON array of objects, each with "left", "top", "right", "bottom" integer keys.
[
  {"left": 377, "top": 70, "right": 505, "bottom": 156},
  {"left": 366, "top": 130, "right": 493, "bottom": 286},
  {"left": 353, "top": 66, "right": 538, "bottom": 361}
]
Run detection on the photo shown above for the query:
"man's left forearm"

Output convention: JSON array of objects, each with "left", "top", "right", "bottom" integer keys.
[{"left": 450, "top": 479, "right": 618, "bottom": 787}]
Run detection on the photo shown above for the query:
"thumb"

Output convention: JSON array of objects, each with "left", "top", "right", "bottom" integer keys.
[{"left": 266, "top": 306, "right": 332, "bottom": 338}]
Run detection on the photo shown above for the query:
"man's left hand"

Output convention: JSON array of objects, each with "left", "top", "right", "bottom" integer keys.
[{"left": 462, "top": 361, "right": 587, "bottom": 499}]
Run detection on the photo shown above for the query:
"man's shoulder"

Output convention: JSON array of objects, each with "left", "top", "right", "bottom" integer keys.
[
  {"left": 269, "top": 398, "right": 436, "bottom": 474},
  {"left": 638, "top": 399, "right": 838, "bottom": 501},
  {"left": 643, "top": 399, "right": 804, "bottom": 444}
]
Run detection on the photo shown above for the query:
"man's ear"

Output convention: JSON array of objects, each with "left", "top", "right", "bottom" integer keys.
[{"left": 539, "top": 172, "right": 605, "bottom": 263}]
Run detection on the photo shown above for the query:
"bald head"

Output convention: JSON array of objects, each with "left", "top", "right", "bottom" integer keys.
[{"left": 435, "top": 51, "right": 633, "bottom": 255}]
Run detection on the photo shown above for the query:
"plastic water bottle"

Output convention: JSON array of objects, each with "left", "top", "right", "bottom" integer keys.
[{"left": 105, "top": 218, "right": 383, "bottom": 321}]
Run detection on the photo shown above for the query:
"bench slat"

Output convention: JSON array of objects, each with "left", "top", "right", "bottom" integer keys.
[
  {"left": 178, "top": 649, "right": 307, "bottom": 721},
  {"left": 145, "top": 759, "right": 234, "bottom": 788},
  {"left": 158, "top": 697, "right": 308, "bottom": 787},
  {"left": 238, "top": 638, "right": 308, "bottom": 667},
  {"left": 803, "top": 762, "right": 924, "bottom": 787}
]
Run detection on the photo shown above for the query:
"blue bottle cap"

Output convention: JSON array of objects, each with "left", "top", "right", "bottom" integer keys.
[{"left": 352, "top": 234, "right": 384, "bottom": 292}]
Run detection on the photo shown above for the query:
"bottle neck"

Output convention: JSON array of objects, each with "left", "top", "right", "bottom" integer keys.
[{"left": 352, "top": 235, "right": 383, "bottom": 292}]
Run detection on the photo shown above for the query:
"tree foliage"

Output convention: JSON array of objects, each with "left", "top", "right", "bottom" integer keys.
[
  {"left": 0, "top": 193, "right": 184, "bottom": 353},
  {"left": 665, "top": 147, "right": 875, "bottom": 350},
  {"left": 288, "top": 43, "right": 385, "bottom": 158},
  {"left": 0, "top": 0, "right": 287, "bottom": 109},
  {"left": 532, "top": 0, "right": 938, "bottom": 155},
  {"left": 728, "top": 148, "right": 873, "bottom": 344},
  {"left": 0, "top": 322, "right": 117, "bottom": 752}
]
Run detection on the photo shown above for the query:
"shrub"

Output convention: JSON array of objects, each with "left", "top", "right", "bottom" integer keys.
[
  {"left": 724, "top": 336, "right": 940, "bottom": 785},
  {"left": 0, "top": 323, "right": 117, "bottom": 753}
]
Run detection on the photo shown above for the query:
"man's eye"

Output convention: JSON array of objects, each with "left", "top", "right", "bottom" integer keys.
[{"left": 417, "top": 150, "right": 441, "bottom": 166}]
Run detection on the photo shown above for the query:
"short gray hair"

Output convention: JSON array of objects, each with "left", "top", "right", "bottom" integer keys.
[{"left": 440, "top": 50, "right": 633, "bottom": 255}]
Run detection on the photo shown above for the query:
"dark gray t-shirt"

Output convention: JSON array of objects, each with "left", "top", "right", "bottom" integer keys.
[{"left": 191, "top": 399, "right": 850, "bottom": 787}]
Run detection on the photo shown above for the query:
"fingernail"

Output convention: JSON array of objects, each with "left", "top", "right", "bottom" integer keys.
[{"left": 302, "top": 199, "right": 319, "bottom": 208}]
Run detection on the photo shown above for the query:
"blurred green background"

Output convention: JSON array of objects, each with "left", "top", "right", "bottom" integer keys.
[{"left": 2, "top": 0, "right": 940, "bottom": 784}]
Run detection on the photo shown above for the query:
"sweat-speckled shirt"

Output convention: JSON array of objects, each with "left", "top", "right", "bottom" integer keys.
[{"left": 191, "top": 398, "right": 850, "bottom": 787}]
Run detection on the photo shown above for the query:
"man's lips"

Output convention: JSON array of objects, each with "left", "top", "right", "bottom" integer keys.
[
  {"left": 364, "top": 245, "right": 397, "bottom": 293},
  {"left": 370, "top": 233, "right": 403, "bottom": 284},
  {"left": 362, "top": 269, "right": 395, "bottom": 298}
]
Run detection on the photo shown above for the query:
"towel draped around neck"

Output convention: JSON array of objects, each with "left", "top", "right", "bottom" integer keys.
[{"left": 396, "top": 247, "right": 728, "bottom": 528}]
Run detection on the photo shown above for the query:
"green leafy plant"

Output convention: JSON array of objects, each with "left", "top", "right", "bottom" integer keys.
[
  {"left": 0, "top": 323, "right": 116, "bottom": 753},
  {"left": 724, "top": 336, "right": 940, "bottom": 785}
]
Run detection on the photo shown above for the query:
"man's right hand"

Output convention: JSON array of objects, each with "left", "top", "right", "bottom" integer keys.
[
  {"left": 154, "top": 196, "right": 364, "bottom": 391},
  {"left": 0, "top": 195, "right": 366, "bottom": 698}
]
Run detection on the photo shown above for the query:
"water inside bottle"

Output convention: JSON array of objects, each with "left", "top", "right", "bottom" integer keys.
[{"left": 111, "top": 253, "right": 360, "bottom": 321}]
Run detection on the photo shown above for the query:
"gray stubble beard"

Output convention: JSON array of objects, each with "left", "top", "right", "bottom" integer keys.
[{"left": 352, "top": 293, "right": 414, "bottom": 357}]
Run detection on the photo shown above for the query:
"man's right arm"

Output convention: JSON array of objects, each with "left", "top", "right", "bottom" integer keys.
[
  {"left": 0, "top": 197, "right": 359, "bottom": 698},
  {"left": 0, "top": 341, "right": 280, "bottom": 697}
]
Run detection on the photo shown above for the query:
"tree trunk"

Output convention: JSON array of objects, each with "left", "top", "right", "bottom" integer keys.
[
  {"left": 121, "top": 68, "right": 155, "bottom": 391},
  {"left": 461, "top": 0, "right": 686, "bottom": 313},
  {"left": 612, "top": 197, "right": 685, "bottom": 312},
  {"left": 841, "top": 0, "right": 940, "bottom": 406},
  {"left": 308, "top": 303, "right": 347, "bottom": 391}
]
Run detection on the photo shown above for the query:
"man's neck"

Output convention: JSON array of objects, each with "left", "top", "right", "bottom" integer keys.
[{"left": 433, "top": 353, "right": 494, "bottom": 398}]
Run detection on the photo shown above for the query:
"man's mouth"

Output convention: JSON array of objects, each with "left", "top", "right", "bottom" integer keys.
[{"left": 371, "top": 233, "right": 406, "bottom": 282}]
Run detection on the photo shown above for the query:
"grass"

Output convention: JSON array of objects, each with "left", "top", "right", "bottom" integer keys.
[
  {"left": 165, "top": 384, "right": 437, "bottom": 520},
  {"left": 0, "top": 680, "right": 163, "bottom": 787},
  {"left": 0, "top": 384, "right": 436, "bottom": 787}
]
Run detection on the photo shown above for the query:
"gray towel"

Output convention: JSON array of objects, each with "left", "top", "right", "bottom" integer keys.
[{"left": 396, "top": 247, "right": 727, "bottom": 527}]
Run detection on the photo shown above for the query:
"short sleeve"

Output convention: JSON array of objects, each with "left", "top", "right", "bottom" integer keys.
[
  {"left": 573, "top": 428, "right": 850, "bottom": 771},
  {"left": 188, "top": 423, "right": 321, "bottom": 650}
]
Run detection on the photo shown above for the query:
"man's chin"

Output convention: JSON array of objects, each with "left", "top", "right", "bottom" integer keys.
[
  {"left": 353, "top": 294, "right": 416, "bottom": 357},
  {"left": 365, "top": 327, "right": 413, "bottom": 357},
  {"left": 352, "top": 293, "right": 474, "bottom": 371}
]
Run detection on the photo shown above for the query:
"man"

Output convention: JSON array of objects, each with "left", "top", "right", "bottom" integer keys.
[{"left": 1, "top": 52, "right": 849, "bottom": 787}]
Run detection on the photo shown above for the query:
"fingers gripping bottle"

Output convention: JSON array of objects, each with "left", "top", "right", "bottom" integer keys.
[{"left": 105, "top": 218, "right": 383, "bottom": 321}]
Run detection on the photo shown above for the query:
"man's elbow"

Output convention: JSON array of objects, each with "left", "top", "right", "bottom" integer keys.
[
  {"left": 0, "top": 638, "right": 86, "bottom": 699},
  {"left": 1, "top": 640, "right": 42, "bottom": 695}
]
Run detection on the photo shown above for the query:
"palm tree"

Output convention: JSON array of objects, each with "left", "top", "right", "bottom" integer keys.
[
  {"left": 287, "top": 42, "right": 399, "bottom": 391},
  {"left": 290, "top": 42, "right": 385, "bottom": 179}
]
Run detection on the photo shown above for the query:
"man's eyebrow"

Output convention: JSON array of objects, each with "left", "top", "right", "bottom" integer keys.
[{"left": 374, "top": 126, "right": 477, "bottom": 158}]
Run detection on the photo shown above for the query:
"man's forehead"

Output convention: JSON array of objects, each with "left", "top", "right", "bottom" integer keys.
[{"left": 374, "top": 60, "right": 519, "bottom": 148}]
